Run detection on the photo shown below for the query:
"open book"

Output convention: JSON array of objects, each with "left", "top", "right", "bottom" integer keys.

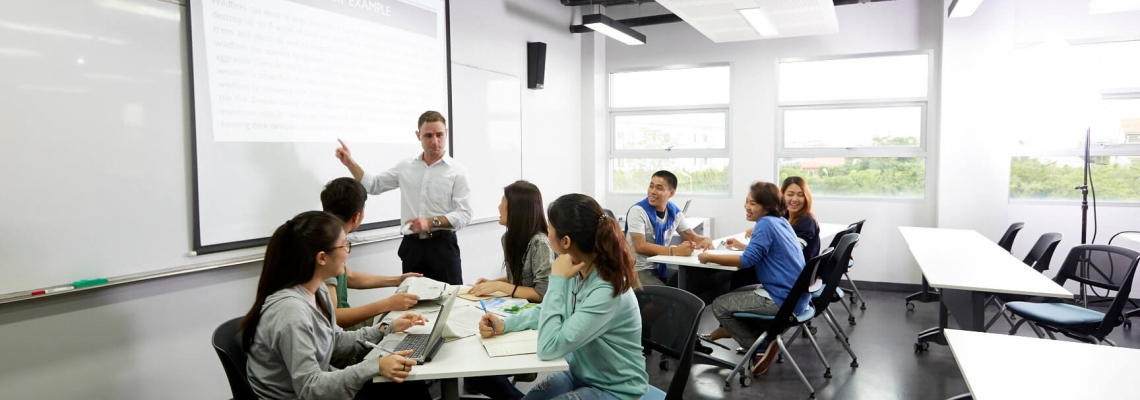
[{"left": 479, "top": 329, "right": 538, "bottom": 357}]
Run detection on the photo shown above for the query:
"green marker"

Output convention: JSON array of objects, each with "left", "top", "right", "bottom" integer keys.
[{"left": 72, "top": 278, "right": 109, "bottom": 288}]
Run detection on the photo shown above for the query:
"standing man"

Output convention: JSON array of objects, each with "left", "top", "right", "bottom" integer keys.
[
  {"left": 335, "top": 111, "right": 473, "bottom": 284},
  {"left": 625, "top": 170, "right": 714, "bottom": 286}
]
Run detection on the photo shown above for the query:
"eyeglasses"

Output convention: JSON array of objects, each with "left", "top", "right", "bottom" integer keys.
[{"left": 328, "top": 241, "right": 352, "bottom": 254}]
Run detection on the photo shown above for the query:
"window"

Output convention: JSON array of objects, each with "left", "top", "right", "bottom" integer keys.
[
  {"left": 1008, "top": 40, "right": 1140, "bottom": 202},
  {"left": 776, "top": 53, "right": 932, "bottom": 198},
  {"left": 609, "top": 66, "right": 731, "bottom": 195}
]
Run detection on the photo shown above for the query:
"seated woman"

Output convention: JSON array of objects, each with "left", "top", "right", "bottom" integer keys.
[
  {"left": 242, "top": 211, "right": 431, "bottom": 400},
  {"left": 781, "top": 176, "right": 820, "bottom": 262},
  {"left": 465, "top": 181, "right": 554, "bottom": 399},
  {"left": 479, "top": 194, "right": 649, "bottom": 400},
  {"left": 696, "top": 182, "right": 809, "bottom": 376}
]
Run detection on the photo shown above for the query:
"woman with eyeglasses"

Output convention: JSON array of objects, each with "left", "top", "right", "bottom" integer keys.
[
  {"left": 241, "top": 211, "right": 431, "bottom": 400},
  {"left": 478, "top": 194, "right": 648, "bottom": 400}
]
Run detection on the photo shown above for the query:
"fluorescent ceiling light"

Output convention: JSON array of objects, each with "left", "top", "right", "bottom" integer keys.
[
  {"left": 1089, "top": 0, "right": 1140, "bottom": 14},
  {"left": 948, "top": 0, "right": 984, "bottom": 18},
  {"left": 738, "top": 8, "right": 779, "bottom": 37},
  {"left": 582, "top": 14, "right": 645, "bottom": 45}
]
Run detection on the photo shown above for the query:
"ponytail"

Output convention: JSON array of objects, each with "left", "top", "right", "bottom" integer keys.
[
  {"left": 593, "top": 215, "right": 641, "bottom": 295},
  {"left": 548, "top": 194, "right": 641, "bottom": 297}
]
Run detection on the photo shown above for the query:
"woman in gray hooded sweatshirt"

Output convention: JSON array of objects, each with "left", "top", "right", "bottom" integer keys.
[{"left": 240, "top": 211, "right": 431, "bottom": 400}]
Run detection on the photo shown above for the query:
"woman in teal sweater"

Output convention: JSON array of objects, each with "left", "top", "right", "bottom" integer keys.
[{"left": 479, "top": 193, "right": 649, "bottom": 400}]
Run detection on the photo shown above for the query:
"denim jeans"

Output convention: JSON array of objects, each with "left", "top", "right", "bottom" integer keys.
[{"left": 521, "top": 371, "right": 619, "bottom": 400}]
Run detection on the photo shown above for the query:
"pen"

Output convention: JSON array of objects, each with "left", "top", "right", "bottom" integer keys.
[
  {"left": 356, "top": 339, "right": 394, "bottom": 357},
  {"left": 31, "top": 286, "right": 75, "bottom": 296},
  {"left": 479, "top": 299, "right": 496, "bottom": 334}
]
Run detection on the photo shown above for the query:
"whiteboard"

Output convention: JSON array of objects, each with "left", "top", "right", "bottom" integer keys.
[
  {"left": 449, "top": 64, "right": 523, "bottom": 223},
  {"left": 0, "top": 0, "right": 480, "bottom": 300}
]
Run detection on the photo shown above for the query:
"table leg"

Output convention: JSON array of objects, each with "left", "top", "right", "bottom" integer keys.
[
  {"left": 441, "top": 378, "right": 459, "bottom": 400},
  {"left": 916, "top": 289, "right": 985, "bottom": 351},
  {"left": 678, "top": 264, "right": 691, "bottom": 292}
]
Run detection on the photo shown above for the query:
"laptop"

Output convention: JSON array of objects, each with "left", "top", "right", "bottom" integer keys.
[{"left": 378, "top": 288, "right": 459, "bottom": 363}]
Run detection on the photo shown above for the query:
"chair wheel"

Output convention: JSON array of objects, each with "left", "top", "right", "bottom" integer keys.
[
  {"left": 850, "top": 297, "right": 857, "bottom": 304},
  {"left": 776, "top": 355, "right": 784, "bottom": 364},
  {"left": 659, "top": 360, "right": 669, "bottom": 371},
  {"left": 724, "top": 383, "right": 733, "bottom": 391},
  {"left": 851, "top": 360, "right": 859, "bottom": 368},
  {"left": 810, "top": 326, "right": 818, "bottom": 335},
  {"left": 906, "top": 302, "right": 915, "bottom": 311},
  {"left": 860, "top": 303, "right": 867, "bottom": 310},
  {"left": 739, "top": 375, "right": 752, "bottom": 387},
  {"left": 1125, "top": 320, "right": 1132, "bottom": 329},
  {"left": 914, "top": 342, "right": 929, "bottom": 353},
  {"left": 824, "top": 369, "right": 832, "bottom": 379},
  {"left": 848, "top": 317, "right": 857, "bottom": 325}
]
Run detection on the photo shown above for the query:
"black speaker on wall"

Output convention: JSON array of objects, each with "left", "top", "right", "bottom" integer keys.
[{"left": 527, "top": 42, "right": 547, "bottom": 90}]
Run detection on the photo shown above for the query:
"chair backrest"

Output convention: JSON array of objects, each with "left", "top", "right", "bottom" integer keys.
[
  {"left": 764, "top": 246, "right": 826, "bottom": 335},
  {"left": 848, "top": 219, "right": 866, "bottom": 234},
  {"left": 212, "top": 317, "right": 257, "bottom": 400},
  {"left": 635, "top": 286, "right": 705, "bottom": 400},
  {"left": 1053, "top": 245, "right": 1140, "bottom": 338},
  {"left": 997, "top": 222, "right": 1025, "bottom": 253},
  {"left": 813, "top": 234, "right": 860, "bottom": 312},
  {"left": 825, "top": 223, "right": 860, "bottom": 251},
  {"left": 1023, "top": 232, "right": 1063, "bottom": 273},
  {"left": 604, "top": 208, "right": 616, "bottom": 219}
]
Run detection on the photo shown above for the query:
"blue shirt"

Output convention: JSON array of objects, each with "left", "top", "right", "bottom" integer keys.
[{"left": 740, "top": 216, "right": 810, "bottom": 314}]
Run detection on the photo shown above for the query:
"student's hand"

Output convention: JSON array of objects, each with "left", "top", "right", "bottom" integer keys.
[
  {"left": 382, "top": 293, "right": 420, "bottom": 312},
  {"left": 551, "top": 254, "right": 587, "bottom": 278},
  {"left": 479, "top": 313, "right": 505, "bottom": 338},
  {"left": 697, "top": 251, "right": 712, "bottom": 264},
  {"left": 397, "top": 272, "right": 423, "bottom": 284},
  {"left": 674, "top": 241, "right": 695, "bottom": 257},
  {"left": 392, "top": 312, "right": 429, "bottom": 333},
  {"left": 695, "top": 237, "right": 715, "bottom": 250},
  {"left": 379, "top": 350, "right": 417, "bottom": 382},
  {"left": 475, "top": 277, "right": 490, "bottom": 285},
  {"left": 407, "top": 217, "right": 431, "bottom": 233},
  {"left": 335, "top": 139, "right": 355, "bottom": 167},
  {"left": 745, "top": 228, "right": 753, "bottom": 238},
  {"left": 470, "top": 281, "right": 505, "bottom": 296},
  {"left": 725, "top": 238, "right": 746, "bottom": 251}
]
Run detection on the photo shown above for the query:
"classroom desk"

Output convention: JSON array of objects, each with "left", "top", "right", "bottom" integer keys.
[
  {"left": 364, "top": 297, "right": 568, "bottom": 400},
  {"left": 899, "top": 227, "right": 1072, "bottom": 351},
  {"left": 945, "top": 329, "right": 1140, "bottom": 399}
]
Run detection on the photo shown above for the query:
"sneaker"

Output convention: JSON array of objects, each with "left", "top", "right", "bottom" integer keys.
[
  {"left": 750, "top": 340, "right": 779, "bottom": 375},
  {"left": 514, "top": 373, "right": 538, "bottom": 383}
]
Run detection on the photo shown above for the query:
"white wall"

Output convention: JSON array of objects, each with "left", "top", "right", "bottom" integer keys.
[
  {"left": 940, "top": 0, "right": 1140, "bottom": 291},
  {"left": 600, "top": 0, "right": 944, "bottom": 285},
  {"left": 0, "top": 1, "right": 581, "bottom": 398}
]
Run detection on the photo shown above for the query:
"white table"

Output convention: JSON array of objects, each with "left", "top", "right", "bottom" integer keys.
[
  {"left": 945, "top": 329, "right": 1140, "bottom": 399},
  {"left": 899, "top": 227, "right": 1073, "bottom": 351},
  {"left": 364, "top": 298, "right": 568, "bottom": 400}
]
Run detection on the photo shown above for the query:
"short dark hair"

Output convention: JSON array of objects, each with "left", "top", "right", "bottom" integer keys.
[
  {"left": 417, "top": 110, "right": 447, "bottom": 130},
  {"left": 652, "top": 170, "right": 678, "bottom": 190},
  {"left": 320, "top": 177, "right": 367, "bottom": 224}
]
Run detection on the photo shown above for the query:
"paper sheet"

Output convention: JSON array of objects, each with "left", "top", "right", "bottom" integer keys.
[{"left": 479, "top": 329, "right": 539, "bottom": 357}]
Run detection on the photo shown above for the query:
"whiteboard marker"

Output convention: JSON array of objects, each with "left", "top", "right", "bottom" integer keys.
[{"left": 31, "top": 286, "right": 75, "bottom": 296}]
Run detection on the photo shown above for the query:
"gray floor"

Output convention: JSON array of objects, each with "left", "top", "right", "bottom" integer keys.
[{"left": 474, "top": 289, "right": 1140, "bottom": 400}]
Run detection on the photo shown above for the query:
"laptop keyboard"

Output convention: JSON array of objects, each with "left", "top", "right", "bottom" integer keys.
[{"left": 395, "top": 333, "right": 431, "bottom": 359}]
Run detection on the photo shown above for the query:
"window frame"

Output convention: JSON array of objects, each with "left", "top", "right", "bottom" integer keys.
[
  {"left": 1008, "top": 38, "right": 1140, "bottom": 205},
  {"left": 774, "top": 50, "right": 936, "bottom": 200},
  {"left": 607, "top": 63, "right": 734, "bottom": 197}
]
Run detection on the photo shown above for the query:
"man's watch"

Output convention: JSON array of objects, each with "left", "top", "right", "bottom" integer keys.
[{"left": 432, "top": 217, "right": 441, "bottom": 228}]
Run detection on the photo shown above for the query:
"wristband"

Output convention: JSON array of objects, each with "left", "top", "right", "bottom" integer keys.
[
  {"left": 511, "top": 284, "right": 519, "bottom": 298},
  {"left": 669, "top": 246, "right": 674, "bottom": 256}
]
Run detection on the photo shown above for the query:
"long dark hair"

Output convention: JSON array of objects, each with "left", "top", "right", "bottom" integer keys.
[
  {"left": 502, "top": 181, "right": 547, "bottom": 283},
  {"left": 781, "top": 176, "right": 815, "bottom": 227},
  {"left": 547, "top": 194, "right": 640, "bottom": 296},
  {"left": 749, "top": 181, "right": 786, "bottom": 218},
  {"left": 240, "top": 211, "right": 343, "bottom": 351}
]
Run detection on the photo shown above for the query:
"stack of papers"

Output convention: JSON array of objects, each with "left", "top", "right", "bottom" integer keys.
[
  {"left": 479, "top": 329, "right": 538, "bottom": 357},
  {"left": 397, "top": 277, "right": 447, "bottom": 300}
]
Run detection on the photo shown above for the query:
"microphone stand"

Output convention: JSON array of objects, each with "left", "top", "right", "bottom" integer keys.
[{"left": 1074, "top": 127, "right": 1090, "bottom": 307}]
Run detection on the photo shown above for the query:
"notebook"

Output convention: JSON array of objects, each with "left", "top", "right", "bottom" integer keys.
[
  {"left": 457, "top": 285, "right": 509, "bottom": 301},
  {"left": 479, "top": 329, "right": 539, "bottom": 357}
]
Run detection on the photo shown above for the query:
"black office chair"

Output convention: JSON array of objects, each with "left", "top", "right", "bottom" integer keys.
[
  {"left": 786, "top": 233, "right": 861, "bottom": 378},
  {"left": 212, "top": 316, "right": 257, "bottom": 400},
  {"left": 723, "top": 247, "right": 825, "bottom": 398},
  {"left": 839, "top": 220, "right": 867, "bottom": 311},
  {"left": 983, "top": 232, "right": 1063, "bottom": 332},
  {"left": 604, "top": 209, "right": 616, "bottom": 219},
  {"left": 824, "top": 223, "right": 861, "bottom": 324},
  {"left": 636, "top": 286, "right": 705, "bottom": 400},
  {"left": 1006, "top": 245, "right": 1140, "bottom": 346},
  {"left": 997, "top": 222, "right": 1025, "bottom": 253},
  {"left": 1107, "top": 231, "right": 1140, "bottom": 329}
]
